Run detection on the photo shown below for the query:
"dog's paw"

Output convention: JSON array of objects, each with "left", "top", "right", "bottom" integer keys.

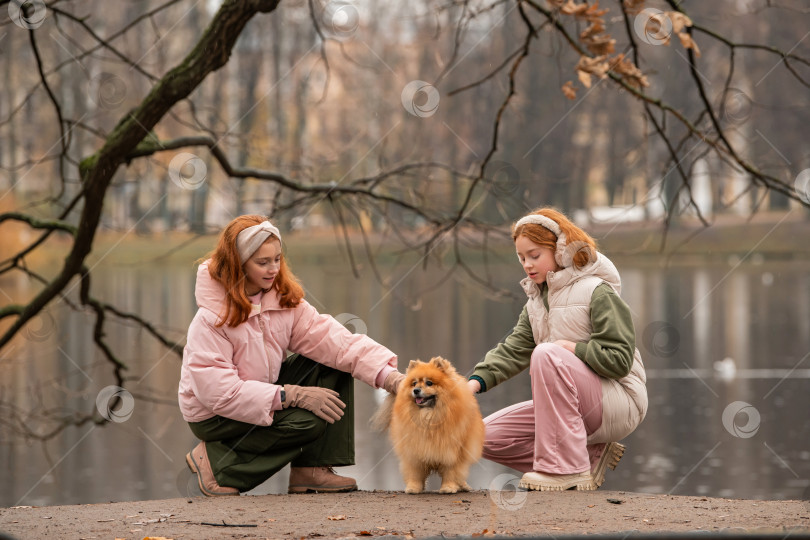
[
  {"left": 405, "top": 482, "right": 424, "bottom": 494},
  {"left": 438, "top": 483, "right": 460, "bottom": 494},
  {"left": 405, "top": 487, "right": 423, "bottom": 494},
  {"left": 458, "top": 482, "right": 471, "bottom": 492}
]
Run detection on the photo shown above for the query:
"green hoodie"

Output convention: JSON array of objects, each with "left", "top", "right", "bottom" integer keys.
[{"left": 470, "top": 283, "right": 635, "bottom": 392}]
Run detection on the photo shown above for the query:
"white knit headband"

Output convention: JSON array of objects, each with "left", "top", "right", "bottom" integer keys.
[
  {"left": 514, "top": 214, "right": 562, "bottom": 237},
  {"left": 236, "top": 221, "right": 282, "bottom": 263}
]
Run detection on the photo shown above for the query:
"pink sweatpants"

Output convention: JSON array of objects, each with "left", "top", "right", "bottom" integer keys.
[{"left": 482, "top": 343, "right": 605, "bottom": 474}]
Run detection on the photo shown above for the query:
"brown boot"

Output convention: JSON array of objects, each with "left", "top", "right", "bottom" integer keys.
[
  {"left": 288, "top": 466, "right": 358, "bottom": 493},
  {"left": 185, "top": 442, "right": 240, "bottom": 497}
]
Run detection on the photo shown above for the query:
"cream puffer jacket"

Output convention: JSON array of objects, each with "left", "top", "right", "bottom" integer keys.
[{"left": 522, "top": 252, "right": 648, "bottom": 444}]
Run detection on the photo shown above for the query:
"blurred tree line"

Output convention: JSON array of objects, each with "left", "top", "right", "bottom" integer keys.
[
  {"left": 1, "top": 0, "right": 809, "bottom": 435},
  {"left": 2, "top": 0, "right": 807, "bottom": 237}
]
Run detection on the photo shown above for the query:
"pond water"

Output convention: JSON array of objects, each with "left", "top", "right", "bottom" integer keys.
[{"left": 1, "top": 247, "right": 809, "bottom": 507}]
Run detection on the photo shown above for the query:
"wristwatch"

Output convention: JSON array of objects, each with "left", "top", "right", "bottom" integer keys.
[{"left": 280, "top": 389, "right": 286, "bottom": 404}]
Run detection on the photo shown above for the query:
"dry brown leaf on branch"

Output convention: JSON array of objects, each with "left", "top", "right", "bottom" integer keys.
[
  {"left": 562, "top": 81, "right": 578, "bottom": 100},
  {"left": 623, "top": 0, "right": 646, "bottom": 15},
  {"left": 580, "top": 20, "right": 616, "bottom": 55},
  {"left": 580, "top": 19, "right": 605, "bottom": 41},
  {"left": 610, "top": 53, "right": 649, "bottom": 88},
  {"left": 559, "top": 0, "right": 607, "bottom": 21},
  {"left": 576, "top": 55, "right": 610, "bottom": 79},
  {"left": 582, "top": 0, "right": 608, "bottom": 21},
  {"left": 587, "top": 34, "right": 616, "bottom": 56},
  {"left": 577, "top": 69, "right": 592, "bottom": 88},
  {"left": 559, "top": 0, "right": 588, "bottom": 17},
  {"left": 667, "top": 11, "right": 693, "bottom": 34},
  {"left": 678, "top": 32, "right": 701, "bottom": 56}
]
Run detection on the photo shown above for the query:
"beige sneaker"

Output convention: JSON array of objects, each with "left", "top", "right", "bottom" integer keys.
[
  {"left": 288, "top": 466, "right": 358, "bottom": 493},
  {"left": 591, "top": 442, "right": 626, "bottom": 488},
  {"left": 185, "top": 442, "right": 240, "bottom": 497},
  {"left": 518, "top": 470, "right": 595, "bottom": 491}
]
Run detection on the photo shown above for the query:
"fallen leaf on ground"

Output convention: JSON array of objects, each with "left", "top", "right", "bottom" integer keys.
[
  {"left": 267, "top": 518, "right": 277, "bottom": 522},
  {"left": 327, "top": 515, "right": 347, "bottom": 520}
]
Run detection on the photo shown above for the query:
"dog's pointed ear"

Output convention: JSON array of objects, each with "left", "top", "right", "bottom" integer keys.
[
  {"left": 429, "top": 356, "right": 450, "bottom": 371},
  {"left": 407, "top": 359, "right": 421, "bottom": 371}
]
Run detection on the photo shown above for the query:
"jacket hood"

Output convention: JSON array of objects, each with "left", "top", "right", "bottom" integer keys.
[
  {"left": 520, "top": 252, "right": 621, "bottom": 299},
  {"left": 195, "top": 260, "right": 282, "bottom": 318}
]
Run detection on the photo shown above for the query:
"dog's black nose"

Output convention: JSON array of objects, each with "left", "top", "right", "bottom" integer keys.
[{"left": 412, "top": 387, "right": 421, "bottom": 396}]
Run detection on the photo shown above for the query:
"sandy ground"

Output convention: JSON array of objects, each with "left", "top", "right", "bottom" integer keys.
[{"left": 1, "top": 490, "right": 808, "bottom": 540}]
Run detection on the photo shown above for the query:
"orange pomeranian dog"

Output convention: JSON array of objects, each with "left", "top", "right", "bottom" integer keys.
[{"left": 373, "top": 357, "right": 485, "bottom": 494}]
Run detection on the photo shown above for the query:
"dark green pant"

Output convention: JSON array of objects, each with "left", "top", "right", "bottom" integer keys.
[{"left": 188, "top": 354, "right": 355, "bottom": 492}]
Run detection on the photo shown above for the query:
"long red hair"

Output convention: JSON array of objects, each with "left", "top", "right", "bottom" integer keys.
[
  {"left": 203, "top": 215, "right": 304, "bottom": 327},
  {"left": 511, "top": 207, "right": 598, "bottom": 269}
]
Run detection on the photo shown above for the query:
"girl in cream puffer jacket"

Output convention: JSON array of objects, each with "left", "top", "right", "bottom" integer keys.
[{"left": 468, "top": 208, "right": 647, "bottom": 492}]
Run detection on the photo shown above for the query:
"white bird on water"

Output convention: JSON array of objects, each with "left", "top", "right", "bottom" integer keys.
[{"left": 713, "top": 357, "right": 737, "bottom": 380}]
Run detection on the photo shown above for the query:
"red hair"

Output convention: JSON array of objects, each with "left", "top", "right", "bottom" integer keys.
[
  {"left": 203, "top": 215, "right": 304, "bottom": 327},
  {"left": 511, "top": 207, "right": 598, "bottom": 269}
]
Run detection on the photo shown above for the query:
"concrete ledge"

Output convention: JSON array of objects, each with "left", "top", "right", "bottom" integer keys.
[{"left": 1, "top": 490, "right": 808, "bottom": 539}]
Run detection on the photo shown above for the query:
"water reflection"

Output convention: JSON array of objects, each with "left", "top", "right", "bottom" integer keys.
[{"left": 1, "top": 255, "right": 809, "bottom": 506}]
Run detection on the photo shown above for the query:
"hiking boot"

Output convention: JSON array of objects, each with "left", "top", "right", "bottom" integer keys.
[
  {"left": 591, "top": 441, "right": 625, "bottom": 488},
  {"left": 288, "top": 466, "right": 358, "bottom": 493},
  {"left": 518, "top": 470, "right": 595, "bottom": 491},
  {"left": 185, "top": 442, "right": 240, "bottom": 497}
]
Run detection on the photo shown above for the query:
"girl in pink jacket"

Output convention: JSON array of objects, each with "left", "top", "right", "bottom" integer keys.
[{"left": 180, "top": 215, "right": 404, "bottom": 496}]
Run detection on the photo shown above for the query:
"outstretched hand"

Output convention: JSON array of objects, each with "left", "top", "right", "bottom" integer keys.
[
  {"left": 382, "top": 371, "right": 406, "bottom": 394},
  {"left": 467, "top": 379, "right": 481, "bottom": 394}
]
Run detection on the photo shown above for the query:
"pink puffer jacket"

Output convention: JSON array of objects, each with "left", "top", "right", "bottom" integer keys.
[{"left": 178, "top": 261, "right": 397, "bottom": 426}]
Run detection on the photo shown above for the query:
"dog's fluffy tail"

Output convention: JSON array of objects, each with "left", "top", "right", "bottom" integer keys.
[{"left": 369, "top": 393, "right": 395, "bottom": 432}]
